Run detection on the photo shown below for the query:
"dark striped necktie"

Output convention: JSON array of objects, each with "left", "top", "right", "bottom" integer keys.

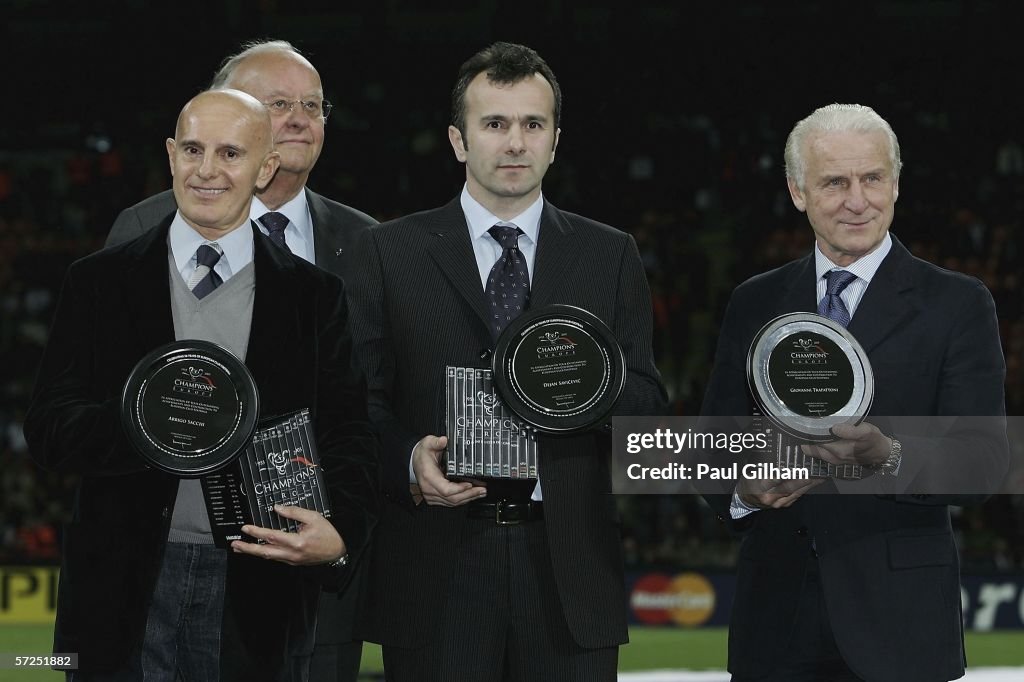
[{"left": 189, "top": 244, "right": 223, "bottom": 300}]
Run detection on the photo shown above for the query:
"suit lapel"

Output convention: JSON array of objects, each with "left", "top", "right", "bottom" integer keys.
[
  {"left": 426, "top": 198, "right": 492, "bottom": 329},
  {"left": 847, "top": 236, "right": 918, "bottom": 353},
  {"left": 122, "top": 214, "right": 176, "bottom": 351},
  {"left": 244, "top": 223, "right": 296, "bottom": 391},
  {"left": 776, "top": 253, "right": 818, "bottom": 317},
  {"left": 529, "top": 202, "right": 578, "bottom": 307},
  {"left": 307, "top": 188, "right": 343, "bottom": 267}
]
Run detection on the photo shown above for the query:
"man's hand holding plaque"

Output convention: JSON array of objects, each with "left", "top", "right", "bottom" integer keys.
[
  {"left": 747, "top": 312, "right": 876, "bottom": 480},
  {"left": 121, "top": 340, "right": 335, "bottom": 549},
  {"left": 414, "top": 434, "right": 487, "bottom": 506},
  {"left": 799, "top": 422, "right": 894, "bottom": 470}
]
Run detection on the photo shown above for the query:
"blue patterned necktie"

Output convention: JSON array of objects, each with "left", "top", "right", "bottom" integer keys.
[
  {"left": 818, "top": 269, "right": 858, "bottom": 327},
  {"left": 190, "top": 244, "right": 223, "bottom": 300},
  {"left": 485, "top": 224, "right": 530, "bottom": 340},
  {"left": 259, "top": 211, "right": 291, "bottom": 253}
]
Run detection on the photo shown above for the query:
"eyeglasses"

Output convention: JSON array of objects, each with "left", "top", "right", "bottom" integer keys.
[{"left": 261, "top": 99, "right": 333, "bottom": 119}]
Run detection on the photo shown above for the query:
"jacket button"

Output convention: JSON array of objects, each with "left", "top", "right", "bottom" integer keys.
[{"left": 796, "top": 526, "right": 809, "bottom": 538}]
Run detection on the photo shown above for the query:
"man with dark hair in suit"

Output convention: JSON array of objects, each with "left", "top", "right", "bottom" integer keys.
[
  {"left": 701, "top": 103, "right": 1008, "bottom": 681},
  {"left": 348, "top": 42, "right": 667, "bottom": 682},
  {"left": 25, "top": 89, "right": 377, "bottom": 681},
  {"left": 104, "top": 39, "right": 377, "bottom": 682}
]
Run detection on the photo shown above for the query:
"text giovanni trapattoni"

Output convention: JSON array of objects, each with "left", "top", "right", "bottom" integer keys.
[{"left": 623, "top": 427, "right": 809, "bottom": 481}]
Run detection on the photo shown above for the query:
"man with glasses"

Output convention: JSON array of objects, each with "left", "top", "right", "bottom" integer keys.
[
  {"left": 107, "top": 39, "right": 376, "bottom": 282},
  {"left": 104, "top": 40, "right": 377, "bottom": 682}
]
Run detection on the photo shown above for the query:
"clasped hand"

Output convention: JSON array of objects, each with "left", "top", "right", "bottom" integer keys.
[
  {"left": 737, "top": 423, "right": 891, "bottom": 509},
  {"left": 410, "top": 434, "right": 487, "bottom": 506}
]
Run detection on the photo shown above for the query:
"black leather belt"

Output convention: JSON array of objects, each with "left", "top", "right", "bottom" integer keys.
[{"left": 466, "top": 499, "right": 544, "bottom": 525}]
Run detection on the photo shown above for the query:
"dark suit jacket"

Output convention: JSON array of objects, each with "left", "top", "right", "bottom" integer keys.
[
  {"left": 700, "top": 236, "right": 1007, "bottom": 682},
  {"left": 347, "top": 197, "right": 667, "bottom": 649},
  {"left": 24, "top": 218, "right": 379, "bottom": 678},
  {"left": 104, "top": 186, "right": 377, "bottom": 647}
]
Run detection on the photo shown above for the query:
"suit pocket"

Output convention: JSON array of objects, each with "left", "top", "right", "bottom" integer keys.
[{"left": 887, "top": 532, "right": 954, "bottom": 569}]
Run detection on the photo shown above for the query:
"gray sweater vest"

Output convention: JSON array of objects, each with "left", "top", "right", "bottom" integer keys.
[{"left": 167, "top": 252, "right": 255, "bottom": 544}]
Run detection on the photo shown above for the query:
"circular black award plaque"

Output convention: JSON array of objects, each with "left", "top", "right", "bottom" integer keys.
[
  {"left": 492, "top": 305, "right": 625, "bottom": 433},
  {"left": 747, "top": 312, "right": 874, "bottom": 442},
  {"left": 121, "top": 340, "right": 259, "bottom": 476}
]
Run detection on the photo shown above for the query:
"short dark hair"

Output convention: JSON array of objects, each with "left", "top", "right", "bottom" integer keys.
[{"left": 451, "top": 42, "right": 562, "bottom": 139}]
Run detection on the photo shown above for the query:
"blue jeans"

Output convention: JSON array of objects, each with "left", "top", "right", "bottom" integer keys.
[{"left": 68, "top": 542, "right": 227, "bottom": 682}]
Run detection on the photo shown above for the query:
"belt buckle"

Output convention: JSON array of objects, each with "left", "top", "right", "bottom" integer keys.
[{"left": 495, "top": 499, "right": 521, "bottom": 526}]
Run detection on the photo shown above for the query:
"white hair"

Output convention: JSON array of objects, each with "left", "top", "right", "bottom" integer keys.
[{"left": 784, "top": 103, "right": 902, "bottom": 190}]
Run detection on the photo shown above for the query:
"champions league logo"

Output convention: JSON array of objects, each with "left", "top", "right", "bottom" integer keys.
[
  {"left": 537, "top": 331, "right": 577, "bottom": 356},
  {"left": 267, "top": 448, "right": 317, "bottom": 476},
  {"left": 790, "top": 338, "right": 829, "bottom": 364},
  {"left": 477, "top": 391, "right": 499, "bottom": 416},
  {"left": 173, "top": 366, "right": 216, "bottom": 394}
]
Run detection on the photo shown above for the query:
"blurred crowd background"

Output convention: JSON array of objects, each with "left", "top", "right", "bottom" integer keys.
[{"left": 1, "top": 1, "right": 1021, "bottom": 572}]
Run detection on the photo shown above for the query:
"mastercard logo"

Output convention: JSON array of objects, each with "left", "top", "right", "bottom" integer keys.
[{"left": 630, "top": 572, "right": 716, "bottom": 626}]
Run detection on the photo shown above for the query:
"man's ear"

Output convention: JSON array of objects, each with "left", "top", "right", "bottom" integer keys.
[
  {"left": 787, "top": 177, "right": 807, "bottom": 212},
  {"left": 166, "top": 138, "right": 176, "bottom": 177},
  {"left": 448, "top": 125, "right": 467, "bottom": 163},
  {"left": 256, "top": 151, "right": 281, "bottom": 190}
]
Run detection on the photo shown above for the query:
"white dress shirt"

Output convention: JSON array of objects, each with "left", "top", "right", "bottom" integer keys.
[
  {"left": 251, "top": 191, "right": 315, "bottom": 264},
  {"left": 169, "top": 213, "right": 254, "bottom": 285}
]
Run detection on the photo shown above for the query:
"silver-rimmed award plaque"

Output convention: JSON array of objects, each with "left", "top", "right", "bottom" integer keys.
[
  {"left": 121, "top": 340, "right": 260, "bottom": 477},
  {"left": 747, "top": 312, "right": 874, "bottom": 442},
  {"left": 492, "top": 304, "right": 626, "bottom": 434}
]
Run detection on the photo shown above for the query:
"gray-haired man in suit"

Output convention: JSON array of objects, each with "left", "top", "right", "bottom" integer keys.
[{"left": 701, "top": 104, "right": 1008, "bottom": 682}]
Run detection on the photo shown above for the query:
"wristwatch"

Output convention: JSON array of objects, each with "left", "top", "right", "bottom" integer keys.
[
  {"left": 877, "top": 435, "right": 902, "bottom": 476},
  {"left": 326, "top": 553, "right": 349, "bottom": 569}
]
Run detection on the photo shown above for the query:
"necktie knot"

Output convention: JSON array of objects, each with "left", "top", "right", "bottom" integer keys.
[
  {"left": 825, "top": 269, "right": 857, "bottom": 296},
  {"left": 260, "top": 212, "right": 290, "bottom": 251},
  {"left": 818, "top": 269, "right": 857, "bottom": 327},
  {"left": 196, "top": 243, "right": 222, "bottom": 268},
  {"left": 488, "top": 224, "right": 523, "bottom": 251},
  {"left": 190, "top": 244, "right": 223, "bottom": 299}
]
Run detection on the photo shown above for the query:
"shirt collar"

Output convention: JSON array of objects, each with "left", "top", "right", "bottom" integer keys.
[
  {"left": 169, "top": 213, "right": 255, "bottom": 274},
  {"left": 814, "top": 231, "right": 893, "bottom": 284},
  {"left": 459, "top": 184, "right": 543, "bottom": 246},
  {"left": 251, "top": 190, "right": 311, "bottom": 235}
]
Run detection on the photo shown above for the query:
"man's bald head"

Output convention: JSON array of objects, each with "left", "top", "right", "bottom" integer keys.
[
  {"left": 174, "top": 89, "right": 274, "bottom": 155},
  {"left": 166, "top": 89, "right": 280, "bottom": 240}
]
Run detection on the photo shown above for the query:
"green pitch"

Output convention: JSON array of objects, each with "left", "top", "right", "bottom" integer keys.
[{"left": 2, "top": 624, "right": 1022, "bottom": 680}]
